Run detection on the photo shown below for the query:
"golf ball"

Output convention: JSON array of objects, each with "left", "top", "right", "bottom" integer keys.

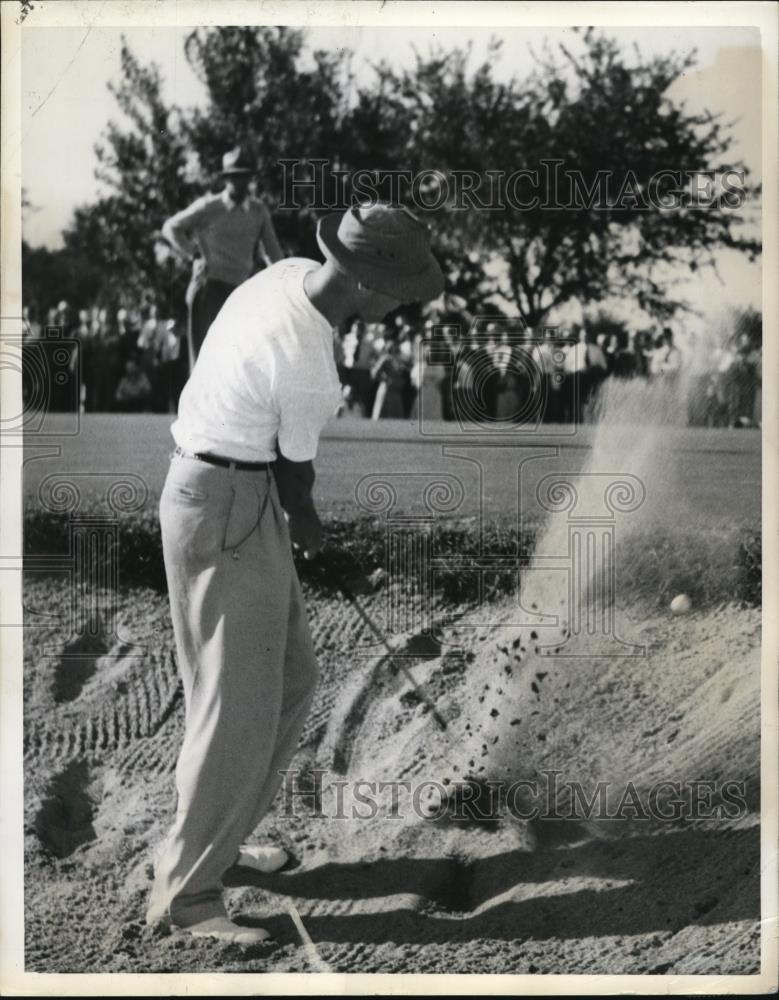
[{"left": 670, "top": 593, "right": 692, "bottom": 614}]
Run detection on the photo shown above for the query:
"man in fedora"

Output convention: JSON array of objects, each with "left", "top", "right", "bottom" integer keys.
[
  {"left": 162, "top": 147, "right": 284, "bottom": 370},
  {"left": 147, "top": 202, "right": 444, "bottom": 944}
]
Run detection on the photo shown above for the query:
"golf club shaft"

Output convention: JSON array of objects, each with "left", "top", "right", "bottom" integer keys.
[{"left": 333, "top": 572, "right": 448, "bottom": 732}]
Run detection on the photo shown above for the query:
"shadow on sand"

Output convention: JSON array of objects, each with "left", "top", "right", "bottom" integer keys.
[{"left": 228, "top": 822, "right": 759, "bottom": 946}]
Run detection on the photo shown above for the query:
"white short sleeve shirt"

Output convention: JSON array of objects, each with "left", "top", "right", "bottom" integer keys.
[{"left": 171, "top": 258, "right": 342, "bottom": 463}]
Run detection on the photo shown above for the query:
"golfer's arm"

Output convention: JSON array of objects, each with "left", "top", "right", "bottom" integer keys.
[{"left": 271, "top": 453, "right": 317, "bottom": 516}]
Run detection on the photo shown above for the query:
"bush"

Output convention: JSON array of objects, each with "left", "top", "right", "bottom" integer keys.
[
  {"left": 615, "top": 525, "right": 761, "bottom": 610},
  {"left": 23, "top": 502, "right": 761, "bottom": 609}
]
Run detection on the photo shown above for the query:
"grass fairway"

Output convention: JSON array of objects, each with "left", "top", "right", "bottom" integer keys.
[{"left": 23, "top": 413, "right": 760, "bottom": 528}]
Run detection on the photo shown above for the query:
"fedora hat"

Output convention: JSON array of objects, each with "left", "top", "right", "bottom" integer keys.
[
  {"left": 317, "top": 202, "right": 445, "bottom": 303},
  {"left": 221, "top": 147, "right": 255, "bottom": 176}
]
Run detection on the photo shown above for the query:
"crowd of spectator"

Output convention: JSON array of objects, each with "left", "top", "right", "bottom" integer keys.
[
  {"left": 22, "top": 299, "right": 186, "bottom": 414},
  {"left": 332, "top": 316, "right": 762, "bottom": 428},
  {"left": 22, "top": 298, "right": 761, "bottom": 428}
]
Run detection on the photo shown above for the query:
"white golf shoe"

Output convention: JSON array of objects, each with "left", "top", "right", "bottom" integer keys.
[
  {"left": 236, "top": 844, "right": 290, "bottom": 874},
  {"left": 187, "top": 916, "right": 272, "bottom": 946}
]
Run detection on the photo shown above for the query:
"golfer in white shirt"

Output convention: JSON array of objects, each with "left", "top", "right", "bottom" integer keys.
[{"left": 146, "top": 203, "right": 444, "bottom": 944}]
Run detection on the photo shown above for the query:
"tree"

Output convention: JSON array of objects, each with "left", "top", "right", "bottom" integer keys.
[
  {"left": 61, "top": 29, "right": 352, "bottom": 311},
  {"left": 22, "top": 240, "right": 104, "bottom": 316},
  {"left": 181, "top": 27, "right": 351, "bottom": 255},
  {"left": 50, "top": 27, "right": 759, "bottom": 327},
  {"left": 62, "top": 41, "right": 199, "bottom": 315},
  {"left": 342, "top": 29, "right": 760, "bottom": 326}
]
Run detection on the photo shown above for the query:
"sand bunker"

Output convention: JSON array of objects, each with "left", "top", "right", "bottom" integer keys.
[{"left": 21, "top": 372, "right": 761, "bottom": 974}]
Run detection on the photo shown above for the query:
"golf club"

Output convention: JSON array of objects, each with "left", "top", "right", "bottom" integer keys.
[{"left": 327, "top": 562, "right": 449, "bottom": 733}]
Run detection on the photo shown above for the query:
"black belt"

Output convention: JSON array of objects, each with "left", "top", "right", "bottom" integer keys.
[{"left": 174, "top": 446, "right": 270, "bottom": 472}]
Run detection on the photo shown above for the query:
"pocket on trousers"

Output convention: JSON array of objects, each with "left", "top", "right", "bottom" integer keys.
[
  {"left": 169, "top": 483, "right": 209, "bottom": 503},
  {"left": 221, "top": 484, "right": 265, "bottom": 553}
]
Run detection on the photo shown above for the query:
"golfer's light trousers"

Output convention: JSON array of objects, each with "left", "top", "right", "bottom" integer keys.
[{"left": 146, "top": 453, "right": 319, "bottom": 927}]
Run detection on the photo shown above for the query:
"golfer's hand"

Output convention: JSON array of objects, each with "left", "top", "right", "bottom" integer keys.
[{"left": 286, "top": 507, "right": 322, "bottom": 560}]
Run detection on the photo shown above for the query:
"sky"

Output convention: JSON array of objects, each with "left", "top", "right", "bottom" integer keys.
[{"left": 20, "top": 24, "right": 762, "bottom": 319}]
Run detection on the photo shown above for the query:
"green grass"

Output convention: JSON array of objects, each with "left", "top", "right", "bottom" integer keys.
[{"left": 23, "top": 414, "right": 761, "bottom": 527}]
